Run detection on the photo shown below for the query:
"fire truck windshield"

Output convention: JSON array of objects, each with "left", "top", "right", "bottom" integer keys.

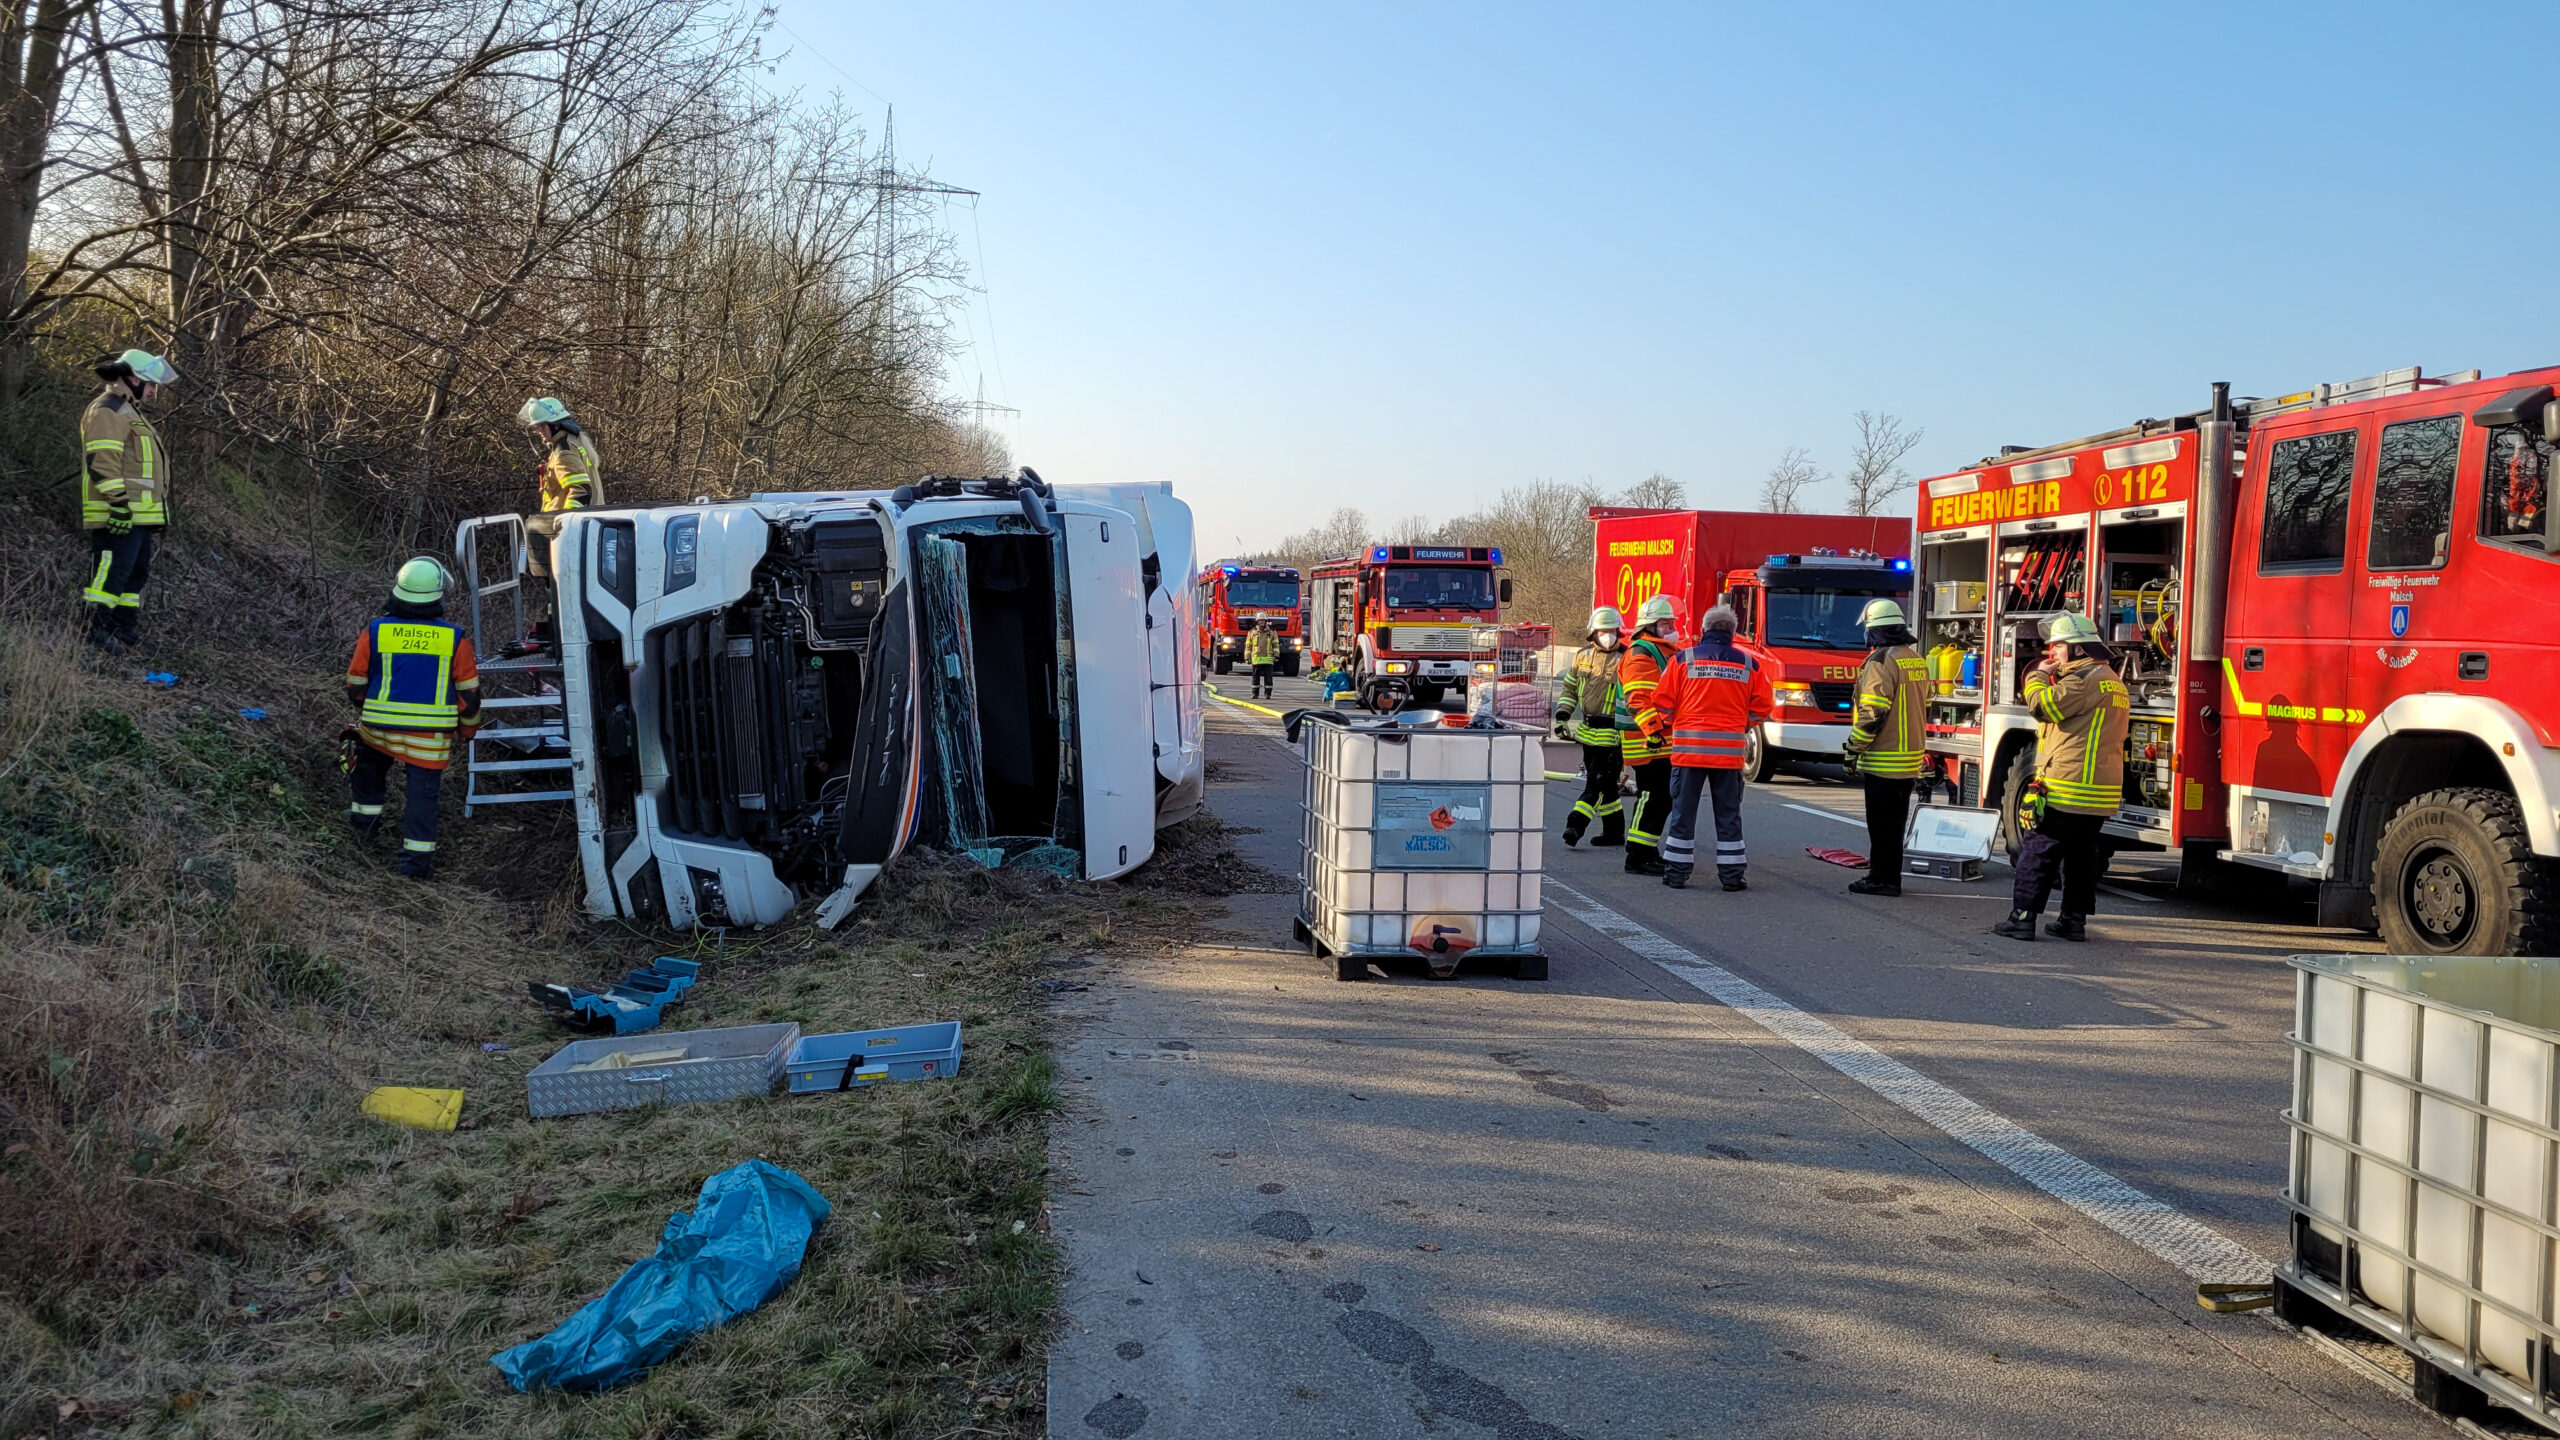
[
  {"left": 1762, "top": 587, "right": 1906, "bottom": 650},
  {"left": 1382, "top": 566, "right": 1496, "bottom": 611},
  {"left": 1227, "top": 577, "right": 1299, "bottom": 607}
]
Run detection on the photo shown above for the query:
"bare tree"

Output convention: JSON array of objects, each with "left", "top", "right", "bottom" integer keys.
[
  {"left": 1255, "top": 505, "right": 1369, "bottom": 571},
  {"left": 1842, "top": 411, "right": 1923, "bottom": 517},
  {"left": 1760, "top": 447, "right": 1822, "bottom": 514},
  {"left": 1617, "top": 471, "right": 1683, "bottom": 509}
]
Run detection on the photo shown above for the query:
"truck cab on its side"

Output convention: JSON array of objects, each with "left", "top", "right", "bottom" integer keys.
[{"left": 545, "top": 474, "right": 1200, "bottom": 930}]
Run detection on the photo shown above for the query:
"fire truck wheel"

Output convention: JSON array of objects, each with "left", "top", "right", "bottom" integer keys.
[
  {"left": 1279, "top": 651, "right": 1301, "bottom": 678},
  {"left": 1995, "top": 746, "right": 2036, "bottom": 863},
  {"left": 1213, "top": 653, "right": 1233, "bottom": 675},
  {"left": 2374, "top": 787, "right": 2560, "bottom": 956},
  {"left": 1742, "top": 724, "right": 1779, "bottom": 783},
  {"left": 1412, "top": 683, "right": 1447, "bottom": 708}
]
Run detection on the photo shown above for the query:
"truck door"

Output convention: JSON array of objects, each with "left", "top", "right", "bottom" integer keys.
[
  {"left": 1061, "top": 506, "right": 1157, "bottom": 880},
  {"left": 2348, "top": 409, "right": 2461, "bottom": 723},
  {"left": 2226, "top": 419, "right": 2367, "bottom": 802}
]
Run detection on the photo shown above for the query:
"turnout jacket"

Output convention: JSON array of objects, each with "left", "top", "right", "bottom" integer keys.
[
  {"left": 537, "top": 430, "right": 603, "bottom": 512},
  {"left": 1614, "top": 634, "right": 1673, "bottom": 764},
  {"left": 79, "top": 389, "right": 167, "bottom": 530},
  {"left": 1649, "top": 630, "right": 1774, "bottom": 770},
  {"left": 1557, "top": 642, "right": 1624, "bottom": 747},
  {"left": 2024, "top": 657, "right": 2131, "bottom": 814},
  {"left": 1846, "top": 643, "right": 1931, "bottom": 778}
]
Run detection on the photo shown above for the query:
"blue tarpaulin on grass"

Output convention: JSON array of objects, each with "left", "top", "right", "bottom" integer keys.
[{"left": 490, "top": 1159, "right": 830, "bottom": 1392}]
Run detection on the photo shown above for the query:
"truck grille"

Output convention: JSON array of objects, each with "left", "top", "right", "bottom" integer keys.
[
  {"left": 654, "top": 615, "right": 765, "bottom": 839},
  {"left": 1809, "top": 681, "right": 1856, "bottom": 716},
  {"left": 1390, "top": 625, "right": 1476, "bottom": 653}
]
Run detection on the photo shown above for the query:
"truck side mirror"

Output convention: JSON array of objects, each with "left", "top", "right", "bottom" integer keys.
[{"left": 1498, "top": 578, "right": 1513, "bottom": 604}]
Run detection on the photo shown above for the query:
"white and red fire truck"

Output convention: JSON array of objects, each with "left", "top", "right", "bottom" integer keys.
[
  {"left": 1305, "top": 544, "right": 1510, "bottom": 709},
  {"left": 1911, "top": 365, "right": 2560, "bottom": 955}
]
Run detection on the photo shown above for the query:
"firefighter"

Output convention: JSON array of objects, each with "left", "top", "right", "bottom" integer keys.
[
  {"left": 77, "top": 349, "right": 178, "bottom": 653},
  {"left": 1841, "top": 598, "right": 1931, "bottom": 897},
  {"left": 344, "top": 557, "right": 483, "bottom": 880},
  {"left": 517, "top": 397, "right": 602, "bottom": 643},
  {"left": 1994, "top": 613, "right": 2130, "bottom": 942},
  {"left": 1614, "top": 593, "right": 1680, "bottom": 876},
  {"left": 1555, "top": 606, "right": 1626, "bottom": 847},
  {"left": 1245, "top": 618, "right": 1281, "bottom": 699},
  {"left": 1650, "top": 602, "right": 1773, "bottom": 890}
]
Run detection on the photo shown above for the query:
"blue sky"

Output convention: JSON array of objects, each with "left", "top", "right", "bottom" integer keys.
[{"left": 772, "top": 2, "right": 2560, "bottom": 559}]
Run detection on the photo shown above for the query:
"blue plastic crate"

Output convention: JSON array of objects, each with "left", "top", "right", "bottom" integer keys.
[{"left": 786, "top": 1022, "right": 963, "bottom": 1094}]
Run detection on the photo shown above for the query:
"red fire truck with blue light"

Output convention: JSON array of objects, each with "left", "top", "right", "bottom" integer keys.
[
  {"left": 1911, "top": 364, "right": 2560, "bottom": 955},
  {"left": 1196, "top": 561, "right": 1303, "bottom": 676},
  {"left": 1306, "top": 544, "right": 1511, "bottom": 710}
]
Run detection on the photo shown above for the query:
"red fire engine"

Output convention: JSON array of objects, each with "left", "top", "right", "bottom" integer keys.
[
  {"left": 1590, "top": 508, "right": 1913, "bottom": 778},
  {"left": 1911, "top": 365, "right": 2560, "bottom": 955},
  {"left": 1195, "top": 560, "right": 1303, "bottom": 676},
  {"left": 1305, "top": 544, "right": 1511, "bottom": 709}
]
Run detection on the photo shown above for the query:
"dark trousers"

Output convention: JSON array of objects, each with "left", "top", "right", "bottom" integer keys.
[
  {"left": 1664, "top": 765, "right": 1746, "bottom": 880},
  {"left": 1625, "top": 758, "right": 1671, "bottom": 860},
  {"left": 1862, "top": 773, "right": 1913, "bottom": 880},
  {"left": 2013, "top": 806, "right": 2105, "bottom": 917},
  {"left": 1567, "top": 741, "right": 1624, "bottom": 841},
  {"left": 83, "top": 527, "right": 158, "bottom": 635},
  {"left": 1250, "top": 661, "right": 1274, "bottom": 698},
  {"left": 350, "top": 740, "right": 444, "bottom": 875}
]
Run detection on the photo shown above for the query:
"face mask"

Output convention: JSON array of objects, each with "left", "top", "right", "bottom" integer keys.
[{"left": 1596, "top": 630, "right": 1621, "bottom": 647}]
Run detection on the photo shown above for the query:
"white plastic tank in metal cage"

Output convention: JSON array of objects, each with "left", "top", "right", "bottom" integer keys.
[
  {"left": 2280, "top": 952, "right": 2560, "bottom": 1429},
  {"left": 1291, "top": 714, "right": 1546, "bottom": 982}
]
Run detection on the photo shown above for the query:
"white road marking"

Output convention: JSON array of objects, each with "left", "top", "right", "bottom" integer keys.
[
  {"left": 1546, "top": 881, "right": 2270, "bottom": 1286},
  {"left": 1777, "top": 802, "right": 2162, "bottom": 904}
]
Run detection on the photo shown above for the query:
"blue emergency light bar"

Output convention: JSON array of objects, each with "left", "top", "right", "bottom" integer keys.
[{"left": 1368, "top": 546, "right": 1502, "bottom": 564}]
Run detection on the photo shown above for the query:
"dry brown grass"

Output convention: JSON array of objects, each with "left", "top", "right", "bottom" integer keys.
[{"left": 0, "top": 483, "right": 1227, "bottom": 1438}]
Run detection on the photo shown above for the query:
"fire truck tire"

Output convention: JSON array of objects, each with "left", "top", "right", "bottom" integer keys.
[
  {"left": 1994, "top": 745, "right": 2036, "bottom": 863},
  {"left": 1741, "top": 724, "right": 1780, "bottom": 783},
  {"left": 1213, "top": 653, "right": 1233, "bottom": 675},
  {"left": 1413, "top": 683, "right": 1447, "bottom": 708},
  {"left": 2374, "top": 787, "right": 2560, "bottom": 957},
  {"left": 1279, "top": 651, "right": 1302, "bottom": 678}
]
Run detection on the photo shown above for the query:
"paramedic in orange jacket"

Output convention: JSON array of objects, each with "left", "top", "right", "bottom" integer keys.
[{"left": 1646, "top": 602, "right": 1774, "bottom": 891}]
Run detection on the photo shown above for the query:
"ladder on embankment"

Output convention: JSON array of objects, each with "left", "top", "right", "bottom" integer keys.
[{"left": 454, "top": 513, "right": 572, "bottom": 817}]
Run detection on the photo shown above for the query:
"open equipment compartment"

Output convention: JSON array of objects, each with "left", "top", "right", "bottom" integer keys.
[{"left": 2098, "top": 507, "right": 2186, "bottom": 829}]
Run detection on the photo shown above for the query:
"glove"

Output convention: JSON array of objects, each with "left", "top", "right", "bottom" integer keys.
[
  {"left": 105, "top": 500, "right": 133, "bottom": 535},
  {"left": 1553, "top": 705, "right": 1573, "bottom": 724}
]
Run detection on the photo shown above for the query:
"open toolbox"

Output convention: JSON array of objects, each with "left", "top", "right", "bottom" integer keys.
[
  {"left": 786, "top": 1022, "right": 963, "bottom": 1094},
  {"left": 528, "top": 957, "right": 701, "bottom": 1034}
]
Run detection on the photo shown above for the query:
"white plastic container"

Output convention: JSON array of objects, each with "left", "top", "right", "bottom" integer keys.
[
  {"left": 2283, "top": 953, "right": 2560, "bottom": 1423},
  {"left": 1295, "top": 716, "right": 1546, "bottom": 980}
]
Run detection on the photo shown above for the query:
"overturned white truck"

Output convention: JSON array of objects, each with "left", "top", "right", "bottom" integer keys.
[{"left": 537, "top": 473, "right": 1201, "bottom": 930}]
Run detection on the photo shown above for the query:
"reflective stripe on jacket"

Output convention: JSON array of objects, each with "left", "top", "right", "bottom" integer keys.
[
  {"left": 1847, "top": 644, "right": 1931, "bottom": 778},
  {"left": 1558, "top": 643, "right": 1622, "bottom": 748},
  {"left": 1614, "top": 636, "right": 1671, "bottom": 763},
  {"left": 1650, "top": 632, "right": 1774, "bottom": 770},
  {"left": 79, "top": 390, "right": 167, "bottom": 529},
  {"left": 2026, "top": 658, "right": 2131, "bottom": 813},
  {"left": 1246, "top": 629, "right": 1279, "bottom": 664},
  {"left": 347, "top": 617, "right": 481, "bottom": 733},
  {"left": 537, "top": 431, "right": 603, "bottom": 512}
]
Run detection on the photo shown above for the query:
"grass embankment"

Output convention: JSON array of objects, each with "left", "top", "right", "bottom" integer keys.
[{"left": 0, "top": 481, "right": 1225, "bottom": 1437}]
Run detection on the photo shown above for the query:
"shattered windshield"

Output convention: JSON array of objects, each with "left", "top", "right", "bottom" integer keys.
[
  {"left": 1227, "top": 578, "right": 1298, "bottom": 608},
  {"left": 1762, "top": 589, "right": 1903, "bottom": 649},
  {"left": 1382, "top": 567, "right": 1496, "bottom": 611}
]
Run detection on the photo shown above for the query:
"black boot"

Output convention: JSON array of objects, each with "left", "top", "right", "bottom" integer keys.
[
  {"left": 1561, "top": 819, "right": 1585, "bottom": 849},
  {"left": 1591, "top": 812, "right": 1626, "bottom": 848},
  {"left": 1992, "top": 910, "right": 2040, "bottom": 941},
  {"left": 1623, "top": 848, "right": 1664, "bottom": 877},
  {"left": 1661, "top": 865, "right": 1691, "bottom": 890},
  {"left": 1719, "top": 872, "right": 1748, "bottom": 892},
  {"left": 1847, "top": 875, "right": 1901, "bottom": 897},
  {"left": 2045, "top": 914, "right": 2088, "bottom": 942},
  {"left": 86, "top": 606, "right": 125, "bottom": 655}
]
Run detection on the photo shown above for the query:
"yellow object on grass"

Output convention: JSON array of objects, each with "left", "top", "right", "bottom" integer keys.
[{"left": 361, "top": 1086, "right": 464, "bottom": 1132}]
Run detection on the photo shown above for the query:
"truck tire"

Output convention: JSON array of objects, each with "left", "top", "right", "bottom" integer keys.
[
  {"left": 1995, "top": 745, "right": 2035, "bottom": 863},
  {"left": 1279, "top": 651, "right": 1301, "bottom": 678},
  {"left": 1413, "top": 683, "right": 1446, "bottom": 708},
  {"left": 1213, "top": 653, "right": 1233, "bottom": 675},
  {"left": 2373, "top": 787, "right": 2560, "bottom": 956},
  {"left": 1741, "top": 724, "right": 1780, "bottom": 783}
]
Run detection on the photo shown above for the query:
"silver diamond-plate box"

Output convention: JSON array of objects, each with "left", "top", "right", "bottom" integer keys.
[{"left": 525, "top": 1022, "right": 800, "bottom": 1118}]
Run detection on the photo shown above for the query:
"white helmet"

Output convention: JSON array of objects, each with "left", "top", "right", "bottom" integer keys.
[
  {"left": 1635, "top": 594, "right": 1679, "bottom": 629},
  {"left": 1587, "top": 606, "right": 1624, "bottom": 634},
  {"left": 1857, "top": 598, "right": 1908, "bottom": 630}
]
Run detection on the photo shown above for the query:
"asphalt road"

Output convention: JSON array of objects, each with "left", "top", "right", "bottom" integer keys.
[{"left": 1044, "top": 675, "right": 2450, "bottom": 1440}]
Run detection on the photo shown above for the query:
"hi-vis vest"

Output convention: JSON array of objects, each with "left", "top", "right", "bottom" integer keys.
[
  {"left": 1848, "top": 644, "right": 1931, "bottom": 778},
  {"left": 2026, "top": 658, "right": 2132, "bottom": 813},
  {"left": 360, "top": 618, "right": 465, "bottom": 730}
]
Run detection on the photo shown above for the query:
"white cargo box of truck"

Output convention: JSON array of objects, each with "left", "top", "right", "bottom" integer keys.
[
  {"left": 1290, "top": 714, "right": 1547, "bottom": 982},
  {"left": 2280, "top": 952, "right": 2560, "bottom": 1430}
]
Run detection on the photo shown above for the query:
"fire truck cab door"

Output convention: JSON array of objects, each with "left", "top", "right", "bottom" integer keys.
[
  {"left": 2227, "top": 418, "right": 2369, "bottom": 798},
  {"left": 2349, "top": 408, "right": 2466, "bottom": 733}
]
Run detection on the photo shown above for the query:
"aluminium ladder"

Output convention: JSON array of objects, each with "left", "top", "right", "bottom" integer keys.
[{"left": 453, "top": 513, "right": 573, "bottom": 815}]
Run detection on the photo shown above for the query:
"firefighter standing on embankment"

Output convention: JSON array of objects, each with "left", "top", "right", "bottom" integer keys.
[
  {"left": 344, "top": 558, "right": 482, "bottom": 881},
  {"left": 1841, "top": 599, "right": 1931, "bottom": 898},
  {"left": 1614, "top": 594, "right": 1679, "bottom": 877},
  {"left": 517, "top": 397, "right": 602, "bottom": 646},
  {"left": 1650, "top": 603, "right": 1773, "bottom": 891},
  {"left": 1555, "top": 607, "right": 1626, "bottom": 848},
  {"left": 1994, "top": 613, "right": 2130, "bottom": 943},
  {"left": 1246, "top": 618, "right": 1280, "bottom": 700},
  {"left": 77, "top": 349, "right": 178, "bottom": 654}
]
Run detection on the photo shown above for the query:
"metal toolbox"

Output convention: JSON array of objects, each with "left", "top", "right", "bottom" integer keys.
[
  {"left": 2280, "top": 953, "right": 2560, "bottom": 1430},
  {"left": 1930, "top": 580, "right": 1988, "bottom": 615},
  {"left": 525, "top": 1022, "right": 799, "bottom": 1118},
  {"left": 786, "top": 1022, "right": 964, "bottom": 1093}
]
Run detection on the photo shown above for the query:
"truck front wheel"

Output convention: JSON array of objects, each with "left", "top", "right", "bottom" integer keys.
[
  {"left": 1213, "top": 653, "right": 1233, "bottom": 675},
  {"left": 2374, "top": 787, "right": 2560, "bottom": 956},
  {"left": 1742, "top": 724, "right": 1780, "bottom": 783},
  {"left": 1279, "top": 651, "right": 1301, "bottom": 678}
]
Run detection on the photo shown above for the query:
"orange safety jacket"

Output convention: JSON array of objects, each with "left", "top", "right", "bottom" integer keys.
[
  {"left": 1616, "top": 634, "right": 1672, "bottom": 764},
  {"left": 1648, "top": 631, "right": 1773, "bottom": 770}
]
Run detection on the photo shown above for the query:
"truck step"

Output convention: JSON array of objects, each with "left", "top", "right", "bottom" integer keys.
[
  {"left": 472, "top": 726, "right": 567, "bottom": 741},
  {"left": 471, "top": 756, "right": 572, "bottom": 773},
  {"left": 464, "top": 788, "right": 573, "bottom": 809},
  {"left": 475, "top": 694, "right": 565, "bottom": 710}
]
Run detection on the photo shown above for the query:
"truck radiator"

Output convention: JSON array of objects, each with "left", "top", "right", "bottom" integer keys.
[
  {"left": 1808, "top": 681, "right": 1857, "bottom": 717},
  {"left": 655, "top": 615, "right": 765, "bottom": 840}
]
